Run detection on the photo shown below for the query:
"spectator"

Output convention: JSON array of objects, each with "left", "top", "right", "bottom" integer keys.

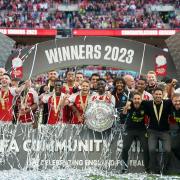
[{"left": 0, "top": 0, "right": 179, "bottom": 29}]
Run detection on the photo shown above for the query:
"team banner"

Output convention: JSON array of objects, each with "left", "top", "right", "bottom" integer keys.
[
  {"left": 5, "top": 37, "right": 177, "bottom": 80},
  {"left": 0, "top": 123, "right": 180, "bottom": 173}
]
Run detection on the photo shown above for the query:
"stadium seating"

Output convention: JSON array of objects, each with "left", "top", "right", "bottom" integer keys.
[{"left": 0, "top": 0, "right": 179, "bottom": 29}]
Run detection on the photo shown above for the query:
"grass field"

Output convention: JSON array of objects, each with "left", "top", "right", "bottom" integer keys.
[
  {"left": 0, "top": 169, "right": 180, "bottom": 180},
  {"left": 86, "top": 173, "right": 180, "bottom": 180}
]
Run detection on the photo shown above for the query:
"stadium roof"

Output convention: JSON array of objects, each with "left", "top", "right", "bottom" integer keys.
[
  {"left": 166, "top": 32, "right": 180, "bottom": 80},
  {"left": 0, "top": 32, "right": 15, "bottom": 67}
]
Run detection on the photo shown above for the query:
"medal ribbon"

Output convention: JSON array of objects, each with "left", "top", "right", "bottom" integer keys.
[
  {"left": 53, "top": 93, "right": 62, "bottom": 114},
  {"left": 115, "top": 92, "right": 120, "bottom": 102},
  {"left": 64, "top": 84, "right": 70, "bottom": 94},
  {"left": 20, "top": 89, "right": 29, "bottom": 109},
  {"left": 153, "top": 101, "right": 163, "bottom": 122},
  {"left": 80, "top": 92, "right": 89, "bottom": 113},
  {"left": 0, "top": 89, "right": 9, "bottom": 109}
]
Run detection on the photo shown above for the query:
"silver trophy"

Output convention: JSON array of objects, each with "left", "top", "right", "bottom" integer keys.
[{"left": 84, "top": 100, "right": 116, "bottom": 132}]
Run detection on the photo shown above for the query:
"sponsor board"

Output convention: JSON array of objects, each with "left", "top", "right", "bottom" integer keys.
[
  {"left": 0, "top": 123, "right": 179, "bottom": 173},
  {"left": 0, "top": 124, "right": 145, "bottom": 172}
]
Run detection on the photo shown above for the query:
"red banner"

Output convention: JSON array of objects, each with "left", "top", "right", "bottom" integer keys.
[
  {"left": 0, "top": 29, "right": 57, "bottom": 36},
  {"left": 0, "top": 28, "right": 179, "bottom": 37},
  {"left": 73, "top": 29, "right": 180, "bottom": 36}
]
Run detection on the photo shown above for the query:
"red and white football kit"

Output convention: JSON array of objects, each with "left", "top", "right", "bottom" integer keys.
[
  {"left": 0, "top": 87, "right": 17, "bottom": 123},
  {"left": 42, "top": 93, "right": 66, "bottom": 125},
  {"left": 18, "top": 88, "right": 38, "bottom": 123},
  {"left": 142, "top": 91, "right": 153, "bottom": 101},
  {"left": 90, "top": 92, "right": 115, "bottom": 106},
  {"left": 68, "top": 92, "right": 89, "bottom": 124},
  {"left": 61, "top": 84, "right": 74, "bottom": 123}
]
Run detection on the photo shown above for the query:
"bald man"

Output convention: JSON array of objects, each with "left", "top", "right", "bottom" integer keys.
[{"left": 123, "top": 74, "right": 135, "bottom": 92}]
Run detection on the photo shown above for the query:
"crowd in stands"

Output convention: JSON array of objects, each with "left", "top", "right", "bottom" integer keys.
[{"left": 0, "top": 0, "right": 179, "bottom": 29}]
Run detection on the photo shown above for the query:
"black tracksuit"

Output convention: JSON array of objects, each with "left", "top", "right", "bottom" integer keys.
[
  {"left": 170, "top": 107, "right": 180, "bottom": 160},
  {"left": 121, "top": 103, "right": 149, "bottom": 171}
]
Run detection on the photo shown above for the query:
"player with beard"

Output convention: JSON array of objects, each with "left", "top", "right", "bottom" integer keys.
[
  {"left": 39, "top": 70, "right": 58, "bottom": 94},
  {"left": 62, "top": 71, "right": 76, "bottom": 94},
  {"left": 39, "top": 70, "right": 58, "bottom": 124},
  {"left": 143, "top": 87, "right": 172, "bottom": 174},
  {"left": 89, "top": 73, "right": 100, "bottom": 92},
  {"left": 41, "top": 80, "right": 67, "bottom": 125},
  {"left": 68, "top": 80, "right": 90, "bottom": 124},
  {"left": 0, "top": 73, "right": 26, "bottom": 123},
  {"left": 170, "top": 93, "right": 180, "bottom": 160},
  {"left": 121, "top": 92, "right": 149, "bottom": 173},
  {"left": 112, "top": 77, "right": 133, "bottom": 124}
]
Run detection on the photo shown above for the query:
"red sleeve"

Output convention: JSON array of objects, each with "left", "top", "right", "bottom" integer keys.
[
  {"left": 168, "top": 115, "right": 176, "bottom": 125},
  {"left": 144, "top": 115, "right": 149, "bottom": 126}
]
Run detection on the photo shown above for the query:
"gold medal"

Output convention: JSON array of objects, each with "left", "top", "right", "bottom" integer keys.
[
  {"left": 53, "top": 94, "right": 62, "bottom": 116},
  {"left": 153, "top": 101, "right": 163, "bottom": 123},
  {"left": 0, "top": 89, "right": 8, "bottom": 110},
  {"left": 20, "top": 92, "right": 29, "bottom": 111},
  {"left": 1, "top": 100, "right": 5, "bottom": 110},
  {"left": 63, "top": 84, "right": 69, "bottom": 94}
]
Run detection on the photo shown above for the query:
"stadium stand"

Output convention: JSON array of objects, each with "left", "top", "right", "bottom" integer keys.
[{"left": 0, "top": 0, "right": 179, "bottom": 29}]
